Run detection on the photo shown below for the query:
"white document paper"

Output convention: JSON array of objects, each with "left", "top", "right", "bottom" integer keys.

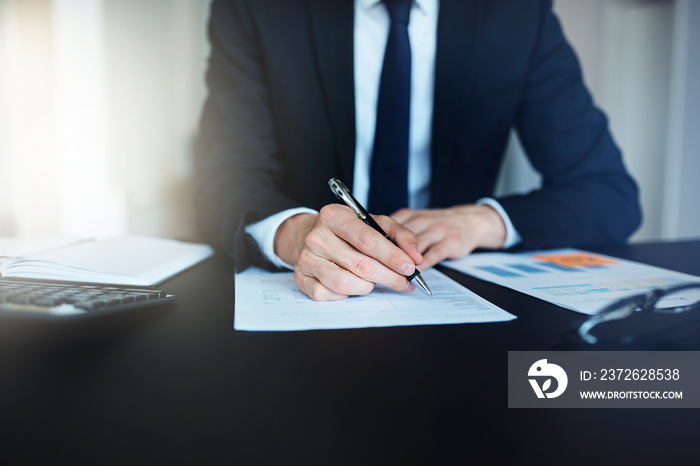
[
  {"left": 234, "top": 267, "right": 516, "bottom": 331},
  {"left": 442, "top": 248, "right": 700, "bottom": 315}
]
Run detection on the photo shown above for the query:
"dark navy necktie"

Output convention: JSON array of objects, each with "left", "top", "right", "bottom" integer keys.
[{"left": 367, "top": 0, "right": 412, "bottom": 215}]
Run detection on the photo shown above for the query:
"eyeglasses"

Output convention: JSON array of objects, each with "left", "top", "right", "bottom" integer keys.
[{"left": 577, "top": 283, "right": 700, "bottom": 345}]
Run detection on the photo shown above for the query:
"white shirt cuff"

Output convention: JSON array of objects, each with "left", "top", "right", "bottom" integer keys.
[
  {"left": 244, "top": 207, "right": 318, "bottom": 270},
  {"left": 475, "top": 197, "right": 522, "bottom": 249}
]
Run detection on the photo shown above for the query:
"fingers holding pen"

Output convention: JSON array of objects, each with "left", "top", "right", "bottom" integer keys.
[
  {"left": 374, "top": 214, "right": 423, "bottom": 268},
  {"left": 326, "top": 208, "right": 421, "bottom": 282},
  {"left": 293, "top": 204, "right": 418, "bottom": 301},
  {"left": 294, "top": 253, "right": 373, "bottom": 301}
]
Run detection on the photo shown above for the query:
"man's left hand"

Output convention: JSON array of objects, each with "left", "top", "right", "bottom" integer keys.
[{"left": 391, "top": 204, "right": 507, "bottom": 270}]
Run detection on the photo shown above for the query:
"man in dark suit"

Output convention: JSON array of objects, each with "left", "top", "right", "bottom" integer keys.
[{"left": 195, "top": 0, "right": 641, "bottom": 301}]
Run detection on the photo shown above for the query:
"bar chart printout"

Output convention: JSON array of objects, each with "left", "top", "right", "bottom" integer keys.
[{"left": 443, "top": 249, "right": 700, "bottom": 315}]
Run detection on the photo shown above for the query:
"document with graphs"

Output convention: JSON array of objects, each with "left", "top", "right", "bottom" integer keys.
[
  {"left": 234, "top": 267, "right": 516, "bottom": 331},
  {"left": 442, "top": 248, "right": 700, "bottom": 315}
]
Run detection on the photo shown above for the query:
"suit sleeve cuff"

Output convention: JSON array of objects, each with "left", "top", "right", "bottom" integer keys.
[
  {"left": 244, "top": 207, "right": 318, "bottom": 270},
  {"left": 476, "top": 197, "right": 522, "bottom": 249}
]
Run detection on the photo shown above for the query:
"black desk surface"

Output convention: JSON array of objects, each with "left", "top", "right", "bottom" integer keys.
[{"left": 2, "top": 240, "right": 700, "bottom": 465}]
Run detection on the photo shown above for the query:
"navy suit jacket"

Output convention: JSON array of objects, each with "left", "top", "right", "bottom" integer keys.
[{"left": 195, "top": 0, "right": 642, "bottom": 271}]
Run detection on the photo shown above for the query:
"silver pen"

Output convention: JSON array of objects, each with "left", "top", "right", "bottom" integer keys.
[{"left": 328, "top": 177, "right": 433, "bottom": 298}]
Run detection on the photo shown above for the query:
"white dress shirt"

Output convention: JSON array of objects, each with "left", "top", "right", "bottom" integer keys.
[{"left": 246, "top": 0, "right": 520, "bottom": 270}]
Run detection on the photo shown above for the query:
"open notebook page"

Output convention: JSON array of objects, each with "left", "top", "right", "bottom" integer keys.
[
  {"left": 0, "top": 236, "right": 88, "bottom": 258},
  {"left": 1, "top": 236, "right": 214, "bottom": 286}
]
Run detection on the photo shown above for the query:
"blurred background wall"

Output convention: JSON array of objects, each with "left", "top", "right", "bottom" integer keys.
[
  {"left": 0, "top": 0, "right": 208, "bottom": 240},
  {"left": 0, "top": 0, "right": 698, "bottom": 243}
]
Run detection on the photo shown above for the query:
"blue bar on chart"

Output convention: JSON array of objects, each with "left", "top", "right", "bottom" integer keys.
[
  {"left": 475, "top": 266, "right": 521, "bottom": 278},
  {"left": 538, "top": 262, "right": 583, "bottom": 272},
  {"left": 507, "top": 264, "right": 549, "bottom": 274}
]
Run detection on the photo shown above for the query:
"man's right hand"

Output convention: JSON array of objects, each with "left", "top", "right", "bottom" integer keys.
[{"left": 274, "top": 204, "right": 423, "bottom": 301}]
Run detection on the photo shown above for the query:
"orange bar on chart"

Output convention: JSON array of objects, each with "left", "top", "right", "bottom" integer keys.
[{"left": 532, "top": 252, "right": 619, "bottom": 268}]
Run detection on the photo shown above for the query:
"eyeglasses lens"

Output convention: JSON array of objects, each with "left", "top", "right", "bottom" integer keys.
[{"left": 653, "top": 286, "right": 700, "bottom": 313}]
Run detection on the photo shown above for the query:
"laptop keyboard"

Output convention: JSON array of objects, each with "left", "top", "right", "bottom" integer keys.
[{"left": 0, "top": 280, "right": 176, "bottom": 317}]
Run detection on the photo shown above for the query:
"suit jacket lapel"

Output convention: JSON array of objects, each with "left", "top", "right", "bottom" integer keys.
[
  {"left": 431, "top": 0, "right": 483, "bottom": 207},
  {"left": 306, "top": 0, "right": 356, "bottom": 189}
]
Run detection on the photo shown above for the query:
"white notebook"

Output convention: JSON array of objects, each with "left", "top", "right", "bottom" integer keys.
[{"left": 0, "top": 235, "right": 214, "bottom": 286}]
